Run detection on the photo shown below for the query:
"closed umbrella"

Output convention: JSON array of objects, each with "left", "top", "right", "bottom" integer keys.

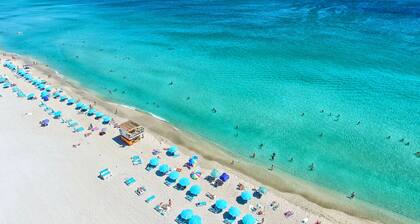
[
  {"left": 180, "top": 209, "right": 193, "bottom": 220},
  {"left": 178, "top": 177, "right": 191, "bottom": 187},
  {"left": 158, "top": 164, "right": 170, "bottom": 173},
  {"left": 189, "top": 185, "right": 202, "bottom": 196},
  {"left": 188, "top": 215, "right": 202, "bottom": 224},
  {"left": 241, "top": 214, "right": 256, "bottom": 224},
  {"left": 215, "top": 199, "right": 228, "bottom": 210},
  {"left": 149, "top": 157, "right": 160, "bottom": 167},
  {"left": 240, "top": 191, "right": 252, "bottom": 201},
  {"left": 228, "top": 206, "right": 241, "bottom": 217}
]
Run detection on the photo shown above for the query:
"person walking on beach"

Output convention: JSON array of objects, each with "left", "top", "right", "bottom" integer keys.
[{"left": 269, "top": 164, "right": 274, "bottom": 171}]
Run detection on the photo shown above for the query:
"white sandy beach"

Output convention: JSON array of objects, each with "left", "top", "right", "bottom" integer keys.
[{"left": 0, "top": 52, "right": 413, "bottom": 224}]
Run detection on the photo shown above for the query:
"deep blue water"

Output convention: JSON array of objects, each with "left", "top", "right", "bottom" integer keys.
[{"left": 0, "top": 0, "right": 419, "bottom": 220}]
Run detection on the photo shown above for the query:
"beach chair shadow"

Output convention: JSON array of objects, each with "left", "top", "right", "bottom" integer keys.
[
  {"left": 155, "top": 170, "right": 166, "bottom": 177},
  {"left": 253, "top": 191, "right": 262, "bottom": 199}
]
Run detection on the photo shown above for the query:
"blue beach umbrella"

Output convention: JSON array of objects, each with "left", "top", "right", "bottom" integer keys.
[
  {"left": 75, "top": 102, "right": 84, "bottom": 109},
  {"left": 67, "top": 98, "right": 75, "bottom": 105},
  {"left": 45, "top": 86, "right": 52, "bottom": 92},
  {"left": 60, "top": 95, "right": 68, "bottom": 101},
  {"left": 38, "top": 83, "right": 45, "bottom": 90},
  {"left": 188, "top": 215, "right": 202, "bottom": 224},
  {"left": 178, "top": 177, "right": 191, "bottom": 187},
  {"left": 53, "top": 111, "right": 62, "bottom": 118},
  {"left": 215, "top": 199, "right": 228, "bottom": 210},
  {"left": 3, "top": 82, "right": 11, "bottom": 88},
  {"left": 210, "top": 169, "right": 220, "bottom": 178},
  {"left": 27, "top": 93, "right": 35, "bottom": 100},
  {"left": 228, "top": 206, "right": 241, "bottom": 217},
  {"left": 241, "top": 214, "right": 256, "bottom": 224},
  {"left": 53, "top": 92, "right": 61, "bottom": 98},
  {"left": 149, "top": 157, "right": 160, "bottom": 167},
  {"left": 168, "top": 171, "right": 180, "bottom": 181},
  {"left": 168, "top": 146, "right": 178, "bottom": 155},
  {"left": 180, "top": 209, "right": 193, "bottom": 220},
  {"left": 87, "top": 108, "right": 96, "bottom": 116},
  {"left": 40, "top": 80, "right": 47, "bottom": 84},
  {"left": 0, "top": 77, "right": 6, "bottom": 83},
  {"left": 95, "top": 111, "right": 104, "bottom": 118},
  {"left": 240, "top": 191, "right": 252, "bottom": 201},
  {"left": 258, "top": 186, "right": 268, "bottom": 195},
  {"left": 189, "top": 185, "right": 202, "bottom": 196},
  {"left": 158, "top": 164, "right": 170, "bottom": 173},
  {"left": 42, "top": 95, "right": 49, "bottom": 101},
  {"left": 102, "top": 116, "right": 111, "bottom": 124},
  {"left": 81, "top": 104, "right": 89, "bottom": 111},
  {"left": 40, "top": 91, "right": 49, "bottom": 97}
]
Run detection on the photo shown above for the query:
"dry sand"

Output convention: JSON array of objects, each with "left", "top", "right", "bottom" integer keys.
[{"left": 0, "top": 52, "right": 414, "bottom": 224}]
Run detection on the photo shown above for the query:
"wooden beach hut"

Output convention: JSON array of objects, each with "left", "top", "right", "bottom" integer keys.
[{"left": 118, "top": 120, "right": 144, "bottom": 146}]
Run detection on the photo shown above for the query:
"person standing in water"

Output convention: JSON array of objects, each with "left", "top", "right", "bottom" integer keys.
[
  {"left": 250, "top": 152, "right": 256, "bottom": 158},
  {"left": 348, "top": 192, "right": 356, "bottom": 199},
  {"left": 309, "top": 163, "right": 315, "bottom": 171},
  {"left": 270, "top": 153, "right": 276, "bottom": 161}
]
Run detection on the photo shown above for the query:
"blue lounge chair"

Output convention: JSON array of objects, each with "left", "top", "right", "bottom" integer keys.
[
  {"left": 99, "top": 168, "right": 112, "bottom": 179},
  {"left": 195, "top": 201, "right": 207, "bottom": 207},
  {"left": 131, "top": 155, "right": 142, "bottom": 165},
  {"left": 73, "top": 127, "right": 85, "bottom": 132},
  {"left": 124, "top": 177, "right": 136, "bottom": 186},
  {"left": 145, "top": 195, "right": 156, "bottom": 203}
]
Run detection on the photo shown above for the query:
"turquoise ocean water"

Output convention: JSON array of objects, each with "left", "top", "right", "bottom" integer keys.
[{"left": 0, "top": 0, "right": 419, "bottom": 220}]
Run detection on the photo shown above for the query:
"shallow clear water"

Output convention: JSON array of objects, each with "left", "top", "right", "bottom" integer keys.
[{"left": 1, "top": 0, "right": 419, "bottom": 220}]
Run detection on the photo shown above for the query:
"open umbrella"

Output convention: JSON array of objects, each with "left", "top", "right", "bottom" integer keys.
[
  {"left": 241, "top": 214, "right": 256, "bottom": 224},
  {"left": 87, "top": 108, "right": 96, "bottom": 116},
  {"left": 45, "top": 86, "right": 52, "bottom": 92},
  {"left": 189, "top": 185, "right": 202, "bottom": 196},
  {"left": 178, "top": 177, "right": 191, "bottom": 187},
  {"left": 228, "top": 206, "right": 241, "bottom": 218},
  {"left": 67, "top": 98, "right": 75, "bottom": 105},
  {"left": 75, "top": 102, "right": 84, "bottom": 109},
  {"left": 180, "top": 209, "right": 193, "bottom": 220},
  {"left": 40, "top": 91, "right": 49, "bottom": 97},
  {"left": 149, "top": 157, "right": 160, "bottom": 167},
  {"left": 60, "top": 95, "right": 68, "bottom": 101},
  {"left": 95, "top": 111, "right": 104, "bottom": 118},
  {"left": 168, "top": 146, "right": 178, "bottom": 155},
  {"left": 81, "top": 104, "right": 89, "bottom": 111},
  {"left": 158, "top": 164, "right": 170, "bottom": 173},
  {"left": 188, "top": 215, "right": 202, "bottom": 224},
  {"left": 102, "top": 116, "right": 111, "bottom": 124},
  {"left": 240, "top": 191, "right": 252, "bottom": 201},
  {"left": 215, "top": 199, "right": 228, "bottom": 210},
  {"left": 53, "top": 111, "right": 62, "bottom": 118},
  {"left": 258, "top": 186, "right": 268, "bottom": 195},
  {"left": 210, "top": 169, "right": 220, "bottom": 178},
  {"left": 168, "top": 171, "right": 180, "bottom": 181},
  {"left": 27, "top": 93, "right": 35, "bottom": 100}
]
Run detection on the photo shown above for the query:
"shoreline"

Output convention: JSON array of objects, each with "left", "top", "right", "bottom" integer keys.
[{"left": 1, "top": 49, "right": 415, "bottom": 224}]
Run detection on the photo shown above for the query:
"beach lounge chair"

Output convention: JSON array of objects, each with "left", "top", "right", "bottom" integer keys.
[
  {"left": 284, "top": 211, "right": 294, "bottom": 218},
  {"left": 185, "top": 194, "right": 196, "bottom": 201},
  {"left": 131, "top": 155, "right": 142, "bottom": 165},
  {"left": 145, "top": 195, "right": 156, "bottom": 203},
  {"left": 223, "top": 217, "right": 235, "bottom": 224},
  {"left": 38, "top": 102, "right": 46, "bottom": 107},
  {"left": 154, "top": 205, "right": 170, "bottom": 216},
  {"left": 195, "top": 201, "right": 207, "bottom": 207},
  {"left": 135, "top": 186, "right": 146, "bottom": 196},
  {"left": 67, "top": 121, "right": 78, "bottom": 127},
  {"left": 124, "top": 177, "right": 136, "bottom": 186},
  {"left": 99, "top": 168, "right": 112, "bottom": 180},
  {"left": 73, "top": 127, "right": 85, "bottom": 133}
]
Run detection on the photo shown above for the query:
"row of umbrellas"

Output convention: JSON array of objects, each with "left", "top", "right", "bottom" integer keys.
[{"left": 178, "top": 207, "right": 256, "bottom": 224}]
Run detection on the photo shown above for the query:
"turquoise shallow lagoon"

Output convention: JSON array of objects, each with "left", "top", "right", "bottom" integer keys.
[{"left": 1, "top": 0, "right": 419, "bottom": 220}]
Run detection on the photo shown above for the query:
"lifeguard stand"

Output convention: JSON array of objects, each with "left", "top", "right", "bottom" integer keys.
[{"left": 119, "top": 120, "right": 144, "bottom": 146}]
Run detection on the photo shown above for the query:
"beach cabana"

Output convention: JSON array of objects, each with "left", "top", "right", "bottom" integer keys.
[
  {"left": 241, "top": 214, "right": 256, "bottom": 224},
  {"left": 67, "top": 98, "right": 75, "bottom": 105},
  {"left": 118, "top": 120, "right": 144, "bottom": 146},
  {"left": 188, "top": 215, "right": 202, "bottom": 224},
  {"left": 240, "top": 191, "right": 252, "bottom": 202},
  {"left": 179, "top": 209, "right": 193, "bottom": 220},
  {"left": 158, "top": 164, "right": 170, "bottom": 174}
]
